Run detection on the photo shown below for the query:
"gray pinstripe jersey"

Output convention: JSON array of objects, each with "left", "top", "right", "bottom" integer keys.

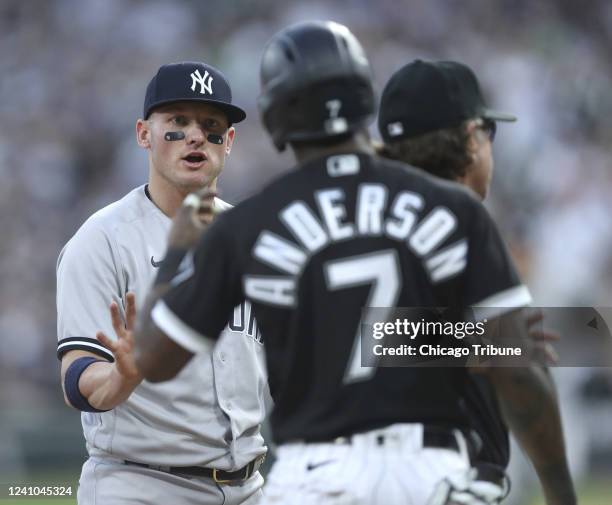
[{"left": 56, "top": 185, "right": 268, "bottom": 469}]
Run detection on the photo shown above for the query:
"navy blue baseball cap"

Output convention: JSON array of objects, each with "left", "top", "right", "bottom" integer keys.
[
  {"left": 143, "top": 61, "right": 246, "bottom": 124},
  {"left": 379, "top": 59, "right": 516, "bottom": 142}
]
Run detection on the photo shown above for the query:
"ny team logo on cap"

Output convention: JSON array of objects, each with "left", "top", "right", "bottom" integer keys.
[
  {"left": 143, "top": 61, "right": 246, "bottom": 123},
  {"left": 190, "top": 69, "right": 213, "bottom": 95}
]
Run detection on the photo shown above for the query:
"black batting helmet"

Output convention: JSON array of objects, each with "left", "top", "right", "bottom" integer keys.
[{"left": 258, "top": 20, "right": 375, "bottom": 151}]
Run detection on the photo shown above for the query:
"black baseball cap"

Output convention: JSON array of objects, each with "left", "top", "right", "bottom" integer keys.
[
  {"left": 143, "top": 61, "right": 246, "bottom": 124},
  {"left": 379, "top": 59, "right": 516, "bottom": 142}
]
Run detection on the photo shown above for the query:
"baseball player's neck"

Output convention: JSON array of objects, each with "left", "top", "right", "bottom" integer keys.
[
  {"left": 147, "top": 174, "right": 217, "bottom": 218},
  {"left": 291, "top": 130, "right": 374, "bottom": 165}
]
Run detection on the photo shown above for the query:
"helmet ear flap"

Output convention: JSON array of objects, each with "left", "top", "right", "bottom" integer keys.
[{"left": 258, "top": 21, "right": 375, "bottom": 152}]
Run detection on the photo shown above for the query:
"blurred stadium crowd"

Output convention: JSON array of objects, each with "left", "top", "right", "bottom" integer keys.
[{"left": 1, "top": 0, "right": 611, "bottom": 501}]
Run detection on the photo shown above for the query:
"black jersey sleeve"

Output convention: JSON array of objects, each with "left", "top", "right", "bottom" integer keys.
[
  {"left": 464, "top": 203, "right": 532, "bottom": 312},
  {"left": 152, "top": 215, "right": 244, "bottom": 351}
]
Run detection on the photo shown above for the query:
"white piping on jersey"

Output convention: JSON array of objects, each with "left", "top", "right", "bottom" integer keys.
[
  {"left": 152, "top": 300, "right": 215, "bottom": 354},
  {"left": 213, "top": 197, "right": 233, "bottom": 214},
  {"left": 471, "top": 285, "right": 533, "bottom": 321},
  {"left": 57, "top": 339, "right": 114, "bottom": 359}
]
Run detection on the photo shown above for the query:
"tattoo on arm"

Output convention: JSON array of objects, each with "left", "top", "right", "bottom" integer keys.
[{"left": 491, "top": 366, "right": 576, "bottom": 505}]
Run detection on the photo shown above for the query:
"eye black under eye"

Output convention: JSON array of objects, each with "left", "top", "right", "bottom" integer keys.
[{"left": 207, "top": 133, "right": 224, "bottom": 145}]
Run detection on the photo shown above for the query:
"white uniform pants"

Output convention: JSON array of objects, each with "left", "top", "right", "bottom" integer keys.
[
  {"left": 77, "top": 456, "right": 263, "bottom": 505},
  {"left": 260, "top": 423, "right": 470, "bottom": 505}
]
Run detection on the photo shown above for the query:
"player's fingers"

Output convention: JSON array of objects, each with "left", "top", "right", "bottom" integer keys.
[
  {"left": 526, "top": 309, "right": 544, "bottom": 328},
  {"left": 196, "top": 207, "right": 215, "bottom": 226},
  {"left": 193, "top": 208, "right": 214, "bottom": 228},
  {"left": 96, "top": 331, "right": 118, "bottom": 353},
  {"left": 194, "top": 186, "right": 218, "bottom": 200},
  {"left": 177, "top": 194, "right": 211, "bottom": 229},
  {"left": 125, "top": 292, "right": 137, "bottom": 330},
  {"left": 196, "top": 200, "right": 215, "bottom": 215},
  {"left": 109, "top": 301, "right": 125, "bottom": 336},
  {"left": 534, "top": 342, "right": 559, "bottom": 365},
  {"left": 183, "top": 189, "right": 217, "bottom": 211},
  {"left": 195, "top": 191, "right": 215, "bottom": 208}
]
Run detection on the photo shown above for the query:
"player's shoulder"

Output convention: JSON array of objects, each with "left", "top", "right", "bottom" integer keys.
[
  {"left": 210, "top": 192, "right": 259, "bottom": 233},
  {"left": 88, "top": 185, "right": 152, "bottom": 225},
  {"left": 206, "top": 182, "right": 293, "bottom": 250},
  {"left": 205, "top": 196, "right": 237, "bottom": 237},
  {"left": 215, "top": 175, "right": 293, "bottom": 229},
  {"left": 63, "top": 186, "right": 149, "bottom": 249}
]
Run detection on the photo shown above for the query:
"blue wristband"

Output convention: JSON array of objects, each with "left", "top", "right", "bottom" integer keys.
[{"left": 64, "top": 357, "right": 110, "bottom": 412}]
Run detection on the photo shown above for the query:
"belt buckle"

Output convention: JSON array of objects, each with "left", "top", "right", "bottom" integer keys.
[
  {"left": 212, "top": 468, "right": 236, "bottom": 484},
  {"left": 213, "top": 454, "right": 264, "bottom": 484},
  {"left": 254, "top": 453, "right": 266, "bottom": 471}
]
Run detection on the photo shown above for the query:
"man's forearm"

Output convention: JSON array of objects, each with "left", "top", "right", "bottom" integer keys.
[
  {"left": 490, "top": 365, "right": 576, "bottom": 505},
  {"left": 79, "top": 361, "right": 141, "bottom": 410},
  {"left": 134, "top": 284, "right": 173, "bottom": 375},
  {"left": 134, "top": 280, "right": 194, "bottom": 382}
]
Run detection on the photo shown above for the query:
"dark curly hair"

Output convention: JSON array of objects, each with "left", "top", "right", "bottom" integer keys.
[{"left": 376, "top": 123, "right": 472, "bottom": 181}]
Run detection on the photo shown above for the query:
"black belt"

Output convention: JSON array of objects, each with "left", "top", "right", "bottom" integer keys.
[
  {"left": 124, "top": 454, "right": 265, "bottom": 484},
  {"left": 332, "top": 426, "right": 461, "bottom": 452},
  {"left": 422, "top": 427, "right": 461, "bottom": 451}
]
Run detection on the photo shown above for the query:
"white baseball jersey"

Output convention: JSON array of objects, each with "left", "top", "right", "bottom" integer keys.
[{"left": 56, "top": 185, "right": 268, "bottom": 470}]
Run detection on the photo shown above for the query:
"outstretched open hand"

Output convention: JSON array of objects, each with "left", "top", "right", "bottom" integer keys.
[{"left": 96, "top": 292, "right": 141, "bottom": 381}]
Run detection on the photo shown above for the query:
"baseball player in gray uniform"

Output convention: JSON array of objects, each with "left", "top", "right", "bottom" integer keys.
[{"left": 56, "top": 61, "right": 268, "bottom": 505}]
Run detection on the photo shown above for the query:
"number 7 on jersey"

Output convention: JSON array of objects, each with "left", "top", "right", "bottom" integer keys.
[{"left": 324, "top": 249, "right": 402, "bottom": 384}]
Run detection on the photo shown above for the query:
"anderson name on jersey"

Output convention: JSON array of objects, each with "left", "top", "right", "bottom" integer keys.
[{"left": 247, "top": 153, "right": 468, "bottom": 308}]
